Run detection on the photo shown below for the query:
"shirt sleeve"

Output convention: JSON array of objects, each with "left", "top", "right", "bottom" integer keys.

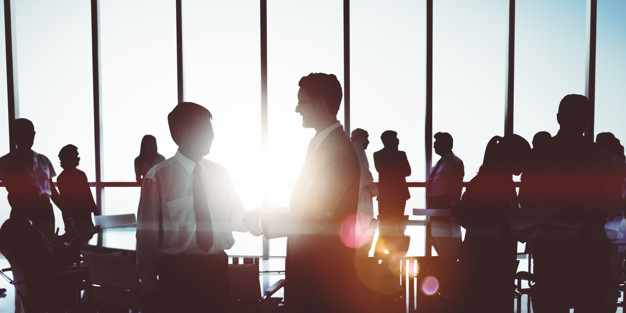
[{"left": 136, "top": 175, "right": 161, "bottom": 293}]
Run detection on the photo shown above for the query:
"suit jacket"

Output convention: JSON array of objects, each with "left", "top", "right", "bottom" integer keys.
[
  {"left": 263, "top": 127, "right": 360, "bottom": 312},
  {"left": 374, "top": 148, "right": 411, "bottom": 201}
]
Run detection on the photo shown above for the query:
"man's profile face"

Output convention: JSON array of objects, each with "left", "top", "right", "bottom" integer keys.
[
  {"left": 296, "top": 87, "right": 322, "bottom": 129},
  {"left": 434, "top": 139, "right": 442, "bottom": 156},
  {"left": 182, "top": 118, "right": 214, "bottom": 157}
]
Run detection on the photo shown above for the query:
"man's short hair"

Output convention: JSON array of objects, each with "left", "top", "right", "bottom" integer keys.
[
  {"left": 298, "top": 73, "right": 343, "bottom": 115},
  {"left": 381, "top": 130, "right": 397, "bottom": 146},
  {"left": 351, "top": 128, "right": 368, "bottom": 140},
  {"left": 12, "top": 118, "right": 34, "bottom": 134},
  {"left": 434, "top": 132, "right": 453, "bottom": 150},
  {"left": 168, "top": 102, "right": 212, "bottom": 146}
]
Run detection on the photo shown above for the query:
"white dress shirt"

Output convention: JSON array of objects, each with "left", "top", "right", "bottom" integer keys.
[{"left": 136, "top": 150, "right": 245, "bottom": 292}]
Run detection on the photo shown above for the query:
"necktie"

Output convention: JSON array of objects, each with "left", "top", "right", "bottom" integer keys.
[{"left": 193, "top": 165, "right": 214, "bottom": 251}]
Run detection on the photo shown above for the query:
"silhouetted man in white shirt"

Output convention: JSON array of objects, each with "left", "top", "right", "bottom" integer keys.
[{"left": 136, "top": 102, "right": 245, "bottom": 312}]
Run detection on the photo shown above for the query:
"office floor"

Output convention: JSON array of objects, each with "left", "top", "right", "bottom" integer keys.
[{"left": 0, "top": 254, "right": 623, "bottom": 313}]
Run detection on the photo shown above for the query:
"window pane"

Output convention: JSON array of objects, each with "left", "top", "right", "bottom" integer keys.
[
  {"left": 595, "top": 0, "right": 626, "bottom": 143},
  {"left": 433, "top": 0, "right": 508, "bottom": 179},
  {"left": 183, "top": 0, "right": 261, "bottom": 189},
  {"left": 15, "top": 0, "right": 95, "bottom": 179},
  {"left": 267, "top": 0, "right": 344, "bottom": 184},
  {"left": 514, "top": 0, "right": 587, "bottom": 141},
  {"left": 0, "top": 2, "right": 7, "bottom": 157},
  {"left": 351, "top": 0, "right": 426, "bottom": 218},
  {"left": 101, "top": 0, "right": 177, "bottom": 182}
]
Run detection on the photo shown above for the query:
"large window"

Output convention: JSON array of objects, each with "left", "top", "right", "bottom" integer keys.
[
  {"left": 15, "top": 0, "right": 94, "bottom": 230},
  {"left": 266, "top": 0, "right": 344, "bottom": 254},
  {"left": 100, "top": 0, "right": 178, "bottom": 185},
  {"left": 0, "top": 1, "right": 624, "bottom": 260},
  {"left": 514, "top": 0, "right": 587, "bottom": 142},
  {"left": 433, "top": 0, "right": 508, "bottom": 181},
  {"left": 182, "top": 0, "right": 262, "bottom": 256}
]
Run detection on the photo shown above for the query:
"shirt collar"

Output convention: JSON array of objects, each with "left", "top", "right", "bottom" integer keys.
[
  {"left": 310, "top": 121, "right": 342, "bottom": 152},
  {"left": 174, "top": 150, "right": 203, "bottom": 175}
]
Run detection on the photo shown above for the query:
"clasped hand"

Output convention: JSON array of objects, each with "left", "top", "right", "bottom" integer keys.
[{"left": 243, "top": 210, "right": 263, "bottom": 236}]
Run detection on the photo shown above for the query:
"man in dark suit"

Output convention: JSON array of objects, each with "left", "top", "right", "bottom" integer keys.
[
  {"left": 245, "top": 73, "right": 361, "bottom": 313},
  {"left": 374, "top": 130, "right": 411, "bottom": 219}
]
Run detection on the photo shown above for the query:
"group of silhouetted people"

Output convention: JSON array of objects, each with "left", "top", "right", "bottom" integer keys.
[{"left": 1, "top": 71, "right": 625, "bottom": 313}]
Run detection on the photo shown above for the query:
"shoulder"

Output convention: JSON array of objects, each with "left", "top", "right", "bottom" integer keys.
[
  {"left": 201, "top": 159, "right": 229, "bottom": 177},
  {"left": 144, "top": 156, "right": 177, "bottom": 180},
  {"left": 33, "top": 151, "right": 52, "bottom": 164}
]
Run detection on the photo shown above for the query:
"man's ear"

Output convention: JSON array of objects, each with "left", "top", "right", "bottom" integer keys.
[{"left": 315, "top": 98, "right": 330, "bottom": 114}]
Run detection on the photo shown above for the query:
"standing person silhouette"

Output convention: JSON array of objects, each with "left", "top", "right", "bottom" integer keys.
[
  {"left": 136, "top": 102, "right": 246, "bottom": 313},
  {"left": 520, "top": 94, "right": 619, "bottom": 313},
  {"left": 244, "top": 73, "right": 361, "bottom": 313},
  {"left": 0, "top": 118, "right": 64, "bottom": 234},
  {"left": 374, "top": 131, "right": 411, "bottom": 249},
  {"left": 426, "top": 132, "right": 464, "bottom": 258},
  {"left": 457, "top": 134, "right": 530, "bottom": 313},
  {"left": 57, "top": 144, "right": 98, "bottom": 242},
  {"left": 374, "top": 130, "right": 411, "bottom": 218},
  {"left": 351, "top": 128, "right": 379, "bottom": 256},
  {"left": 135, "top": 135, "right": 165, "bottom": 183}
]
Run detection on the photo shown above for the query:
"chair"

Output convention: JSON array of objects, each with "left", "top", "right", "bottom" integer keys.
[
  {"left": 80, "top": 247, "right": 141, "bottom": 312},
  {"left": 94, "top": 213, "right": 137, "bottom": 229},
  {"left": 0, "top": 249, "right": 86, "bottom": 313},
  {"left": 229, "top": 264, "right": 285, "bottom": 313}
]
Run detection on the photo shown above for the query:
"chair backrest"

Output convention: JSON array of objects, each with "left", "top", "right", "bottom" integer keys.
[
  {"left": 94, "top": 214, "right": 137, "bottom": 229},
  {"left": 81, "top": 248, "right": 140, "bottom": 289},
  {"left": 229, "top": 264, "right": 262, "bottom": 302}
]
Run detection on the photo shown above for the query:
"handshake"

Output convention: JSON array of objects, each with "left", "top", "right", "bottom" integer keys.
[{"left": 242, "top": 209, "right": 264, "bottom": 236}]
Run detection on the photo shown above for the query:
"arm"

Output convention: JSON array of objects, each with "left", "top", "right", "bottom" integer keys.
[
  {"left": 262, "top": 152, "right": 359, "bottom": 238},
  {"left": 50, "top": 178, "right": 65, "bottom": 212},
  {"left": 136, "top": 175, "right": 161, "bottom": 293},
  {"left": 135, "top": 158, "right": 142, "bottom": 183},
  {"left": 400, "top": 152, "right": 412, "bottom": 177}
]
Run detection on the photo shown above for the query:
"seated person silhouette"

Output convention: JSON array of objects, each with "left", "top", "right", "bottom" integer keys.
[
  {"left": 135, "top": 135, "right": 165, "bottom": 183},
  {"left": 0, "top": 190, "right": 88, "bottom": 313},
  {"left": 57, "top": 144, "right": 99, "bottom": 242},
  {"left": 373, "top": 130, "right": 411, "bottom": 257},
  {"left": 0, "top": 118, "right": 64, "bottom": 234}
]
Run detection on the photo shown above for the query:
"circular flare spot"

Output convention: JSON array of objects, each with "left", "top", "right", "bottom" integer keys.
[
  {"left": 340, "top": 213, "right": 374, "bottom": 248},
  {"left": 421, "top": 276, "right": 439, "bottom": 296}
]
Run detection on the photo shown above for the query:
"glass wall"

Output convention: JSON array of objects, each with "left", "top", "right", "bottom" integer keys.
[
  {"left": 514, "top": 0, "right": 587, "bottom": 142},
  {"left": 0, "top": 1, "right": 624, "bottom": 259}
]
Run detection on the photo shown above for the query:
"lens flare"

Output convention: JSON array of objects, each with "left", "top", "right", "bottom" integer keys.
[
  {"left": 340, "top": 213, "right": 374, "bottom": 248},
  {"left": 408, "top": 261, "right": 419, "bottom": 277},
  {"left": 421, "top": 276, "right": 439, "bottom": 296}
]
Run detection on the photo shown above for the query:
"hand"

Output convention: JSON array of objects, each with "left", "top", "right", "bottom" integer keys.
[{"left": 243, "top": 210, "right": 264, "bottom": 236}]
